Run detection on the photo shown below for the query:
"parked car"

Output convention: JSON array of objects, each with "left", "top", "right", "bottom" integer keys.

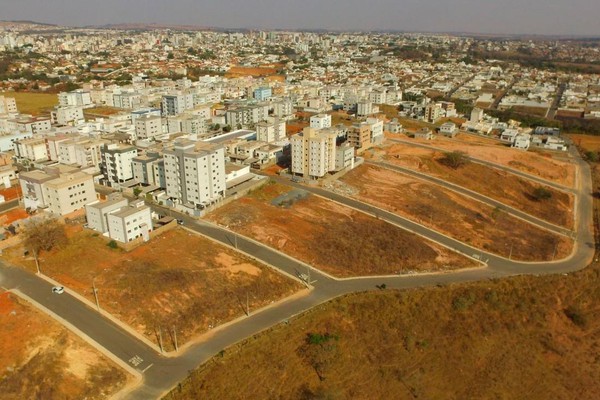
[{"left": 52, "top": 286, "right": 64, "bottom": 294}]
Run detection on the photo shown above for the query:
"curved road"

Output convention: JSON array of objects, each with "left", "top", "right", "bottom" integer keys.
[{"left": 0, "top": 146, "right": 594, "bottom": 399}]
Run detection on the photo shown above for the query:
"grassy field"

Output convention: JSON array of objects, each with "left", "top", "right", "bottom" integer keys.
[
  {"left": 207, "top": 182, "right": 476, "bottom": 277},
  {"left": 4, "top": 226, "right": 301, "bottom": 350},
  {"left": 165, "top": 261, "right": 600, "bottom": 400},
  {"left": 2, "top": 91, "right": 58, "bottom": 115},
  {"left": 338, "top": 164, "right": 572, "bottom": 261},
  {"left": 371, "top": 141, "right": 575, "bottom": 228},
  {"left": 84, "top": 106, "right": 122, "bottom": 117},
  {"left": 0, "top": 291, "right": 128, "bottom": 399}
]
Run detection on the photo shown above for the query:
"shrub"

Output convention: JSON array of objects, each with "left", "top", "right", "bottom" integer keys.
[
  {"left": 564, "top": 306, "right": 587, "bottom": 328},
  {"left": 440, "top": 151, "right": 469, "bottom": 169},
  {"left": 107, "top": 240, "right": 119, "bottom": 249},
  {"left": 532, "top": 187, "right": 553, "bottom": 201},
  {"left": 585, "top": 151, "right": 599, "bottom": 162}
]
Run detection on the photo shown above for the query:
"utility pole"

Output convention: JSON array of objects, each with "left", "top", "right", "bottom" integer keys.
[
  {"left": 234, "top": 233, "right": 238, "bottom": 249},
  {"left": 246, "top": 292, "right": 250, "bottom": 316},
  {"left": 92, "top": 278, "right": 100, "bottom": 311},
  {"left": 509, "top": 242, "right": 514, "bottom": 260},
  {"left": 172, "top": 327, "right": 178, "bottom": 352},
  {"left": 158, "top": 327, "right": 164, "bottom": 353},
  {"left": 307, "top": 265, "right": 311, "bottom": 286},
  {"left": 552, "top": 242, "right": 558, "bottom": 261},
  {"left": 33, "top": 249, "right": 41, "bottom": 275}
]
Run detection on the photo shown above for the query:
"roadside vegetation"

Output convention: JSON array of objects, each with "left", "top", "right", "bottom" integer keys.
[{"left": 165, "top": 261, "right": 600, "bottom": 400}]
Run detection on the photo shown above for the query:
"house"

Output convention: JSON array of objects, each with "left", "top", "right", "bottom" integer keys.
[
  {"left": 500, "top": 129, "right": 519, "bottom": 142},
  {"left": 512, "top": 133, "right": 531, "bottom": 150},
  {"left": 414, "top": 128, "right": 433, "bottom": 140},
  {"left": 439, "top": 122, "right": 457, "bottom": 138}
]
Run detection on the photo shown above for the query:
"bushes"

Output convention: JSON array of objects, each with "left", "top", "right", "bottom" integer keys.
[
  {"left": 564, "top": 306, "right": 587, "bottom": 328},
  {"left": 107, "top": 240, "right": 119, "bottom": 249},
  {"left": 531, "top": 187, "right": 553, "bottom": 201},
  {"left": 439, "top": 151, "right": 470, "bottom": 169}
]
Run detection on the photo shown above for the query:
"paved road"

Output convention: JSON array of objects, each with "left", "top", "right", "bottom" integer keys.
[
  {"left": 0, "top": 146, "right": 594, "bottom": 399},
  {"left": 386, "top": 136, "right": 576, "bottom": 193},
  {"left": 366, "top": 160, "right": 573, "bottom": 236},
  {"left": 546, "top": 82, "right": 567, "bottom": 120}
]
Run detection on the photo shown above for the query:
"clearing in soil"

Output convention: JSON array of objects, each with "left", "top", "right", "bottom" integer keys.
[
  {"left": 338, "top": 165, "right": 572, "bottom": 261},
  {"left": 164, "top": 261, "right": 600, "bottom": 400},
  {"left": 367, "top": 141, "right": 574, "bottom": 229},
  {"left": 0, "top": 291, "right": 129, "bottom": 399},
  {"left": 3, "top": 227, "right": 301, "bottom": 350},
  {"left": 384, "top": 132, "right": 576, "bottom": 188},
  {"left": 206, "top": 181, "right": 477, "bottom": 277}
]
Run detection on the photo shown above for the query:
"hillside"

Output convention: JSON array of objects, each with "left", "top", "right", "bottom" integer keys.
[{"left": 165, "top": 261, "right": 600, "bottom": 400}]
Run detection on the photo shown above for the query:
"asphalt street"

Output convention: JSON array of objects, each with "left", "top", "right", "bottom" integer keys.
[{"left": 0, "top": 143, "right": 594, "bottom": 399}]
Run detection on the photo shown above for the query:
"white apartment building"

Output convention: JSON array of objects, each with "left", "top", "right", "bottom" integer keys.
[
  {"left": 20, "top": 167, "right": 96, "bottom": 215},
  {"left": 85, "top": 197, "right": 129, "bottom": 233},
  {"left": 6, "top": 116, "right": 51, "bottom": 135},
  {"left": 162, "top": 92, "right": 194, "bottom": 116},
  {"left": 53, "top": 106, "right": 84, "bottom": 125},
  {"left": 14, "top": 137, "right": 48, "bottom": 162},
  {"left": 256, "top": 119, "right": 286, "bottom": 143},
  {"left": 0, "top": 96, "right": 18, "bottom": 115},
  {"left": 132, "top": 152, "right": 162, "bottom": 185},
  {"left": 357, "top": 100, "right": 374, "bottom": 117},
  {"left": 135, "top": 115, "right": 163, "bottom": 140},
  {"left": 106, "top": 200, "right": 153, "bottom": 243},
  {"left": 272, "top": 99, "right": 294, "bottom": 119},
  {"left": 310, "top": 114, "right": 332, "bottom": 130},
  {"left": 225, "top": 104, "right": 270, "bottom": 128},
  {"left": 100, "top": 143, "right": 138, "bottom": 187},
  {"left": 290, "top": 127, "right": 337, "bottom": 179},
  {"left": 164, "top": 140, "right": 226, "bottom": 208},
  {"left": 58, "top": 90, "right": 92, "bottom": 107},
  {"left": 365, "top": 117, "right": 384, "bottom": 145}
]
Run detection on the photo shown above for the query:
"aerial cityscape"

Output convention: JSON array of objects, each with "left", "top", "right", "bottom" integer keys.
[{"left": 0, "top": 2, "right": 600, "bottom": 399}]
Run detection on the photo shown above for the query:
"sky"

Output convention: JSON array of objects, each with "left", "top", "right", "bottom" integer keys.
[{"left": 1, "top": 0, "right": 599, "bottom": 36}]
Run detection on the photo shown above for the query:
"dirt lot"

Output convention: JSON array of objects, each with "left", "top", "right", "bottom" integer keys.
[
  {"left": 385, "top": 132, "right": 577, "bottom": 188},
  {"left": 2, "top": 92, "right": 57, "bottom": 115},
  {"left": 0, "top": 291, "right": 128, "bottom": 399},
  {"left": 568, "top": 134, "right": 600, "bottom": 153},
  {"left": 225, "top": 66, "right": 279, "bottom": 78},
  {"left": 3, "top": 227, "right": 301, "bottom": 350},
  {"left": 367, "top": 141, "right": 575, "bottom": 229},
  {"left": 338, "top": 165, "right": 572, "bottom": 261},
  {"left": 206, "top": 182, "right": 476, "bottom": 277},
  {"left": 165, "top": 261, "right": 600, "bottom": 400}
]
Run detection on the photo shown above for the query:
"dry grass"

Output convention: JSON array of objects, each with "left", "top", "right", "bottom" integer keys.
[
  {"left": 568, "top": 134, "right": 600, "bottom": 153},
  {"left": 165, "top": 262, "right": 600, "bottom": 400},
  {"left": 0, "top": 291, "right": 128, "bottom": 399},
  {"left": 4, "top": 227, "right": 301, "bottom": 350},
  {"left": 2, "top": 92, "right": 57, "bottom": 115},
  {"left": 84, "top": 107, "right": 122, "bottom": 117},
  {"left": 340, "top": 165, "right": 572, "bottom": 261},
  {"left": 373, "top": 141, "right": 575, "bottom": 227},
  {"left": 207, "top": 182, "right": 476, "bottom": 277}
]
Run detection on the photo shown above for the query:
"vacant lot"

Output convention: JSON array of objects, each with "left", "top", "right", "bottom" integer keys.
[
  {"left": 568, "top": 134, "right": 600, "bottom": 153},
  {"left": 385, "top": 133, "right": 577, "bottom": 188},
  {"left": 0, "top": 291, "right": 128, "bottom": 399},
  {"left": 166, "top": 262, "right": 600, "bottom": 400},
  {"left": 226, "top": 66, "right": 278, "bottom": 78},
  {"left": 84, "top": 106, "right": 122, "bottom": 117},
  {"left": 369, "top": 142, "right": 574, "bottom": 228},
  {"left": 3, "top": 92, "right": 57, "bottom": 115},
  {"left": 338, "top": 165, "right": 572, "bottom": 261},
  {"left": 207, "top": 182, "right": 475, "bottom": 277},
  {"left": 4, "top": 227, "right": 301, "bottom": 350}
]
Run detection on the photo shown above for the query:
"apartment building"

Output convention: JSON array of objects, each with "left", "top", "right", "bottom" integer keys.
[
  {"left": 100, "top": 143, "right": 138, "bottom": 187},
  {"left": 365, "top": 117, "right": 384, "bottom": 145},
  {"left": 256, "top": 119, "right": 286, "bottom": 143},
  {"left": 85, "top": 197, "right": 128, "bottom": 233},
  {"left": 132, "top": 152, "right": 162, "bottom": 185},
  {"left": 6, "top": 116, "right": 51, "bottom": 134},
  {"left": 290, "top": 127, "right": 337, "bottom": 179},
  {"left": 86, "top": 197, "right": 153, "bottom": 243},
  {"left": 310, "top": 114, "right": 332, "bottom": 130},
  {"left": 225, "top": 104, "right": 270, "bottom": 128},
  {"left": 20, "top": 167, "right": 96, "bottom": 215},
  {"left": 52, "top": 106, "right": 84, "bottom": 125},
  {"left": 58, "top": 90, "right": 92, "bottom": 107},
  {"left": 347, "top": 123, "right": 371, "bottom": 153},
  {"left": 0, "top": 96, "right": 18, "bottom": 115},
  {"left": 253, "top": 87, "right": 272, "bottom": 101},
  {"left": 163, "top": 140, "right": 226, "bottom": 208},
  {"left": 14, "top": 137, "right": 48, "bottom": 162},
  {"left": 425, "top": 103, "right": 443, "bottom": 123},
  {"left": 135, "top": 115, "right": 163, "bottom": 140},
  {"left": 58, "top": 138, "right": 106, "bottom": 167},
  {"left": 162, "top": 92, "right": 194, "bottom": 116}
]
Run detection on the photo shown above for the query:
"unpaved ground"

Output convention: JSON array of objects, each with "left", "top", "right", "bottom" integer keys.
[
  {"left": 3, "top": 227, "right": 301, "bottom": 350},
  {"left": 367, "top": 141, "right": 575, "bottom": 229},
  {"left": 384, "top": 132, "right": 576, "bottom": 188},
  {"left": 166, "top": 262, "right": 600, "bottom": 400},
  {"left": 0, "top": 291, "right": 128, "bottom": 399},
  {"left": 568, "top": 134, "right": 600, "bottom": 153},
  {"left": 207, "top": 182, "right": 477, "bottom": 277},
  {"left": 339, "top": 165, "right": 572, "bottom": 261}
]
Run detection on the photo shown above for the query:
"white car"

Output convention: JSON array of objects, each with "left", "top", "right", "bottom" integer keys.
[{"left": 52, "top": 286, "right": 64, "bottom": 295}]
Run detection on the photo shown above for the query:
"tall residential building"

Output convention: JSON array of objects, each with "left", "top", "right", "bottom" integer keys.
[
  {"left": 163, "top": 140, "right": 226, "bottom": 208},
  {"left": 290, "top": 127, "right": 337, "bottom": 179},
  {"left": 424, "top": 103, "right": 443, "bottom": 123},
  {"left": 135, "top": 115, "right": 163, "bottom": 140},
  {"left": 162, "top": 92, "right": 194, "bottom": 116},
  {"left": 0, "top": 96, "right": 18, "bottom": 115},
  {"left": 100, "top": 143, "right": 138, "bottom": 187},
  {"left": 310, "top": 114, "right": 332, "bottom": 130},
  {"left": 58, "top": 90, "right": 92, "bottom": 107},
  {"left": 256, "top": 119, "right": 286, "bottom": 143},
  {"left": 471, "top": 107, "right": 484, "bottom": 123},
  {"left": 347, "top": 123, "right": 372, "bottom": 152}
]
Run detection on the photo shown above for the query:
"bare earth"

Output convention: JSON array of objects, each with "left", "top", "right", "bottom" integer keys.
[
  {"left": 0, "top": 291, "right": 128, "bottom": 399},
  {"left": 339, "top": 165, "right": 572, "bottom": 261},
  {"left": 206, "top": 182, "right": 477, "bottom": 277},
  {"left": 384, "top": 132, "right": 576, "bottom": 188},
  {"left": 367, "top": 140, "right": 575, "bottom": 229},
  {"left": 3, "top": 227, "right": 301, "bottom": 350}
]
